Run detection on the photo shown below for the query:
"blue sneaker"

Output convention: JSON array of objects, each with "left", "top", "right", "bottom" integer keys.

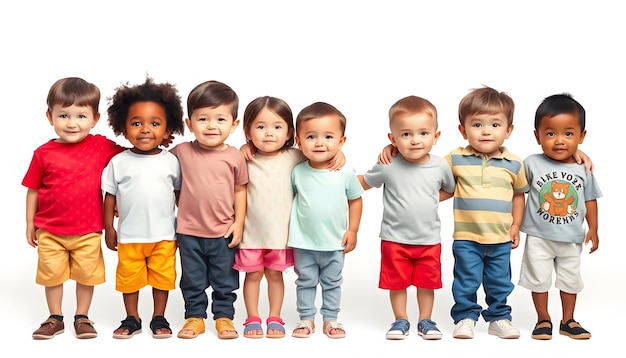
[
  {"left": 386, "top": 319, "right": 410, "bottom": 340},
  {"left": 417, "top": 319, "right": 442, "bottom": 340}
]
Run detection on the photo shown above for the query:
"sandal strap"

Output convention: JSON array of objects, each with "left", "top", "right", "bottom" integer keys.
[
  {"left": 118, "top": 316, "right": 142, "bottom": 332},
  {"left": 243, "top": 316, "right": 262, "bottom": 326},
  {"left": 266, "top": 316, "right": 285, "bottom": 325},
  {"left": 149, "top": 316, "right": 170, "bottom": 331}
]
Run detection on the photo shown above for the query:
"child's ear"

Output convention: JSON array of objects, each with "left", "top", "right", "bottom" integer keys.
[
  {"left": 92, "top": 113, "right": 100, "bottom": 128},
  {"left": 387, "top": 133, "right": 397, "bottom": 146}
]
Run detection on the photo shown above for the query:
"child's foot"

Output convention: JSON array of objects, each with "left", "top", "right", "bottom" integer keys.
[
  {"left": 243, "top": 317, "right": 263, "bottom": 338},
  {"left": 292, "top": 320, "right": 315, "bottom": 338},
  {"left": 112, "top": 316, "right": 142, "bottom": 339},
  {"left": 385, "top": 318, "right": 410, "bottom": 340},
  {"left": 559, "top": 319, "right": 591, "bottom": 339},
  {"left": 215, "top": 318, "right": 239, "bottom": 339},
  {"left": 417, "top": 318, "right": 442, "bottom": 340},
  {"left": 323, "top": 321, "right": 346, "bottom": 339},
  {"left": 149, "top": 316, "right": 172, "bottom": 339},
  {"left": 32, "top": 317, "right": 65, "bottom": 339},
  {"left": 177, "top": 317, "right": 205, "bottom": 339},
  {"left": 74, "top": 317, "right": 98, "bottom": 339},
  {"left": 265, "top": 317, "right": 286, "bottom": 338}
]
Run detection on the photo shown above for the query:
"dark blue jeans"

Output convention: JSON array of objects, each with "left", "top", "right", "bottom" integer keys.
[
  {"left": 177, "top": 233, "right": 239, "bottom": 320},
  {"left": 450, "top": 240, "right": 514, "bottom": 324}
]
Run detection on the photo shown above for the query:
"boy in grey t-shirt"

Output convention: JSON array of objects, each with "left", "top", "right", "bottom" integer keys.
[{"left": 358, "top": 96, "right": 455, "bottom": 340}]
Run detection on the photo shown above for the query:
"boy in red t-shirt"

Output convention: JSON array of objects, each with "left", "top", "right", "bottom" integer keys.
[{"left": 22, "top": 77, "right": 125, "bottom": 339}]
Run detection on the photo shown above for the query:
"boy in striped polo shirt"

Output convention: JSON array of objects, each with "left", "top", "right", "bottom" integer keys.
[{"left": 444, "top": 87, "right": 528, "bottom": 339}]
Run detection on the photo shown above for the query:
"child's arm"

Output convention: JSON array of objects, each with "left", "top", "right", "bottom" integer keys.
[
  {"left": 357, "top": 175, "right": 372, "bottom": 190},
  {"left": 103, "top": 192, "right": 118, "bottom": 251},
  {"left": 342, "top": 197, "right": 362, "bottom": 253},
  {"left": 378, "top": 144, "right": 397, "bottom": 164},
  {"left": 439, "top": 189, "right": 454, "bottom": 202},
  {"left": 584, "top": 199, "right": 599, "bottom": 253},
  {"left": 25, "top": 189, "right": 38, "bottom": 248},
  {"left": 227, "top": 184, "right": 247, "bottom": 248},
  {"left": 240, "top": 143, "right": 255, "bottom": 161},
  {"left": 509, "top": 192, "right": 525, "bottom": 249},
  {"left": 574, "top": 149, "right": 594, "bottom": 174}
]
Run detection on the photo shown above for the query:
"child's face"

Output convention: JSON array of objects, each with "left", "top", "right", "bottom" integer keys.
[
  {"left": 458, "top": 112, "right": 512, "bottom": 157},
  {"left": 534, "top": 113, "right": 586, "bottom": 163},
  {"left": 246, "top": 107, "right": 292, "bottom": 156},
  {"left": 123, "top": 101, "right": 171, "bottom": 155},
  {"left": 388, "top": 112, "right": 440, "bottom": 164},
  {"left": 186, "top": 104, "right": 239, "bottom": 150},
  {"left": 46, "top": 104, "right": 99, "bottom": 144},
  {"left": 295, "top": 115, "right": 346, "bottom": 169}
]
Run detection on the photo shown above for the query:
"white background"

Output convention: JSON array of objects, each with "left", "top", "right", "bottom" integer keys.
[{"left": 1, "top": 1, "right": 622, "bottom": 356}]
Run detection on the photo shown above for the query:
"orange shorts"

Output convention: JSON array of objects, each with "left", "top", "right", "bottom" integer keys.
[
  {"left": 116, "top": 240, "right": 177, "bottom": 293},
  {"left": 36, "top": 229, "right": 105, "bottom": 287}
]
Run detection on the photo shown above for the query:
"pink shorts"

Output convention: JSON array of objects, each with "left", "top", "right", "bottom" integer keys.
[
  {"left": 379, "top": 240, "right": 442, "bottom": 290},
  {"left": 234, "top": 248, "right": 294, "bottom": 272}
]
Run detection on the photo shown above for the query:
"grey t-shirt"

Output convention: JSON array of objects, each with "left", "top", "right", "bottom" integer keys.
[
  {"left": 364, "top": 154, "right": 455, "bottom": 245},
  {"left": 521, "top": 154, "right": 602, "bottom": 243}
]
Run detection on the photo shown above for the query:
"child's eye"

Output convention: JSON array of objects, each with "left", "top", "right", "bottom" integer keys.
[
  {"left": 274, "top": 125, "right": 283, "bottom": 130},
  {"left": 78, "top": 114, "right": 88, "bottom": 120},
  {"left": 218, "top": 117, "right": 227, "bottom": 122},
  {"left": 59, "top": 114, "right": 68, "bottom": 119},
  {"left": 401, "top": 132, "right": 411, "bottom": 138},
  {"left": 131, "top": 122, "right": 141, "bottom": 127},
  {"left": 546, "top": 132, "right": 555, "bottom": 137},
  {"left": 324, "top": 135, "right": 334, "bottom": 140},
  {"left": 197, "top": 117, "right": 207, "bottom": 122},
  {"left": 256, "top": 125, "right": 265, "bottom": 130},
  {"left": 151, "top": 121, "right": 161, "bottom": 127},
  {"left": 565, "top": 132, "right": 574, "bottom": 137},
  {"left": 492, "top": 123, "right": 501, "bottom": 128},
  {"left": 472, "top": 123, "right": 482, "bottom": 128},
  {"left": 306, "top": 135, "right": 315, "bottom": 140}
]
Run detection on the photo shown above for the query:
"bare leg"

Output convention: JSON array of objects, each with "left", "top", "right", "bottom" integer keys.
[
  {"left": 416, "top": 288, "right": 434, "bottom": 321},
  {"left": 113, "top": 291, "right": 139, "bottom": 336},
  {"left": 531, "top": 291, "right": 551, "bottom": 329},
  {"left": 75, "top": 283, "right": 94, "bottom": 316},
  {"left": 152, "top": 288, "right": 170, "bottom": 335},
  {"left": 45, "top": 284, "right": 63, "bottom": 316},
  {"left": 243, "top": 270, "right": 264, "bottom": 337},
  {"left": 560, "top": 290, "right": 578, "bottom": 325},
  {"left": 266, "top": 268, "right": 285, "bottom": 336},
  {"left": 390, "top": 289, "right": 408, "bottom": 320}
]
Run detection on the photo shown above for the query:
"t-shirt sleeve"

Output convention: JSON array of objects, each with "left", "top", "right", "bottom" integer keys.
[
  {"left": 346, "top": 168, "right": 365, "bottom": 200},
  {"left": 363, "top": 162, "right": 384, "bottom": 188}
]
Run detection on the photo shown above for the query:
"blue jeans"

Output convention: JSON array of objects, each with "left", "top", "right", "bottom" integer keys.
[
  {"left": 293, "top": 249, "right": 344, "bottom": 322},
  {"left": 177, "top": 233, "right": 239, "bottom": 320},
  {"left": 450, "top": 240, "right": 514, "bottom": 324}
]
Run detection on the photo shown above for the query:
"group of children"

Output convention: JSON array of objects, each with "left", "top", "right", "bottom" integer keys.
[{"left": 22, "top": 76, "right": 601, "bottom": 342}]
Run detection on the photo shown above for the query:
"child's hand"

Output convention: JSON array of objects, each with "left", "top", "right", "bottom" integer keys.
[
  {"left": 240, "top": 143, "right": 256, "bottom": 161},
  {"left": 328, "top": 150, "right": 346, "bottom": 171},
  {"left": 342, "top": 230, "right": 357, "bottom": 253},
  {"left": 584, "top": 230, "right": 599, "bottom": 253},
  {"left": 224, "top": 225, "right": 243, "bottom": 248},
  {"left": 26, "top": 225, "right": 37, "bottom": 248},
  {"left": 378, "top": 144, "right": 397, "bottom": 164},
  {"left": 574, "top": 149, "right": 594, "bottom": 174},
  {"left": 104, "top": 228, "right": 118, "bottom": 251},
  {"left": 509, "top": 224, "right": 520, "bottom": 249}
]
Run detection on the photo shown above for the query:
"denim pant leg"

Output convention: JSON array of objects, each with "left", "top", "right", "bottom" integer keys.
[
  {"left": 178, "top": 234, "right": 209, "bottom": 319},
  {"left": 293, "top": 249, "right": 320, "bottom": 321},
  {"left": 319, "top": 250, "right": 344, "bottom": 322},
  {"left": 481, "top": 242, "right": 513, "bottom": 322},
  {"left": 451, "top": 240, "right": 484, "bottom": 323},
  {"left": 207, "top": 235, "right": 239, "bottom": 320}
]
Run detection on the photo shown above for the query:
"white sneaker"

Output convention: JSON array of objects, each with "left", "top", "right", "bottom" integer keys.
[
  {"left": 488, "top": 319, "right": 520, "bottom": 339},
  {"left": 453, "top": 318, "right": 476, "bottom": 339}
]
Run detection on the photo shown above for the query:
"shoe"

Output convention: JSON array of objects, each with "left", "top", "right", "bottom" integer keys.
[
  {"left": 559, "top": 319, "right": 591, "bottom": 339},
  {"left": 386, "top": 318, "right": 410, "bottom": 340},
  {"left": 323, "top": 321, "right": 346, "bottom": 339},
  {"left": 531, "top": 320, "right": 552, "bottom": 340},
  {"left": 177, "top": 317, "right": 205, "bottom": 339},
  {"left": 265, "top": 317, "right": 286, "bottom": 338},
  {"left": 32, "top": 317, "right": 65, "bottom": 339},
  {"left": 74, "top": 317, "right": 97, "bottom": 339},
  {"left": 242, "top": 316, "right": 263, "bottom": 338},
  {"left": 215, "top": 317, "right": 239, "bottom": 339},
  {"left": 149, "top": 316, "right": 172, "bottom": 339},
  {"left": 292, "top": 320, "right": 315, "bottom": 338},
  {"left": 453, "top": 318, "right": 475, "bottom": 339},
  {"left": 488, "top": 319, "right": 520, "bottom": 339},
  {"left": 417, "top": 318, "right": 442, "bottom": 340},
  {"left": 112, "top": 316, "right": 142, "bottom": 339}
]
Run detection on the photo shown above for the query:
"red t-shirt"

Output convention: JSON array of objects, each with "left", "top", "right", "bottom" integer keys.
[{"left": 22, "top": 134, "right": 124, "bottom": 235}]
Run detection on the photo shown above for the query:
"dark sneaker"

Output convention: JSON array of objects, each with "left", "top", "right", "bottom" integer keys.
[
  {"left": 32, "top": 318, "right": 65, "bottom": 339},
  {"left": 74, "top": 318, "right": 98, "bottom": 339},
  {"left": 559, "top": 319, "right": 591, "bottom": 339}
]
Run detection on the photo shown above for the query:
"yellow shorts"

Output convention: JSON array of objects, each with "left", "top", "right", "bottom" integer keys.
[
  {"left": 116, "top": 240, "right": 177, "bottom": 293},
  {"left": 36, "top": 229, "right": 105, "bottom": 287}
]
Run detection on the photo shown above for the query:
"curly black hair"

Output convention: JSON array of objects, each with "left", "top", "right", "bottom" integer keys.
[{"left": 107, "top": 76, "right": 185, "bottom": 136}]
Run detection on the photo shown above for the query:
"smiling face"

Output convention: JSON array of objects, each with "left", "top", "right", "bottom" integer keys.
[
  {"left": 46, "top": 104, "right": 99, "bottom": 143},
  {"left": 458, "top": 112, "right": 513, "bottom": 157},
  {"left": 295, "top": 115, "right": 345, "bottom": 169},
  {"left": 389, "top": 112, "right": 440, "bottom": 163},
  {"left": 534, "top": 113, "right": 586, "bottom": 163},
  {"left": 246, "top": 107, "right": 292, "bottom": 156},
  {"left": 123, "top": 101, "right": 171, "bottom": 155},
  {"left": 186, "top": 104, "right": 239, "bottom": 150}
]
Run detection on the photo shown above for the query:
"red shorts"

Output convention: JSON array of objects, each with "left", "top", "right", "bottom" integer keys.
[{"left": 379, "top": 240, "right": 442, "bottom": 290}]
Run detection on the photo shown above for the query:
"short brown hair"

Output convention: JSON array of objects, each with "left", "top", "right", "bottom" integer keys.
[
  {"left": 458, "top": 86, "right": 514, "bottom": 126},
  {"left": 47, "top": 77, "right": 100, "bottom": 114},
  {"left": 186, "top": 80, "right": 238, "bottom": 119},
  {"left": 296, "top": 102, "right": 346, "bottom": 135},
  {"left": 389, "top": 95, "right": 437, "bottom": 127}
]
